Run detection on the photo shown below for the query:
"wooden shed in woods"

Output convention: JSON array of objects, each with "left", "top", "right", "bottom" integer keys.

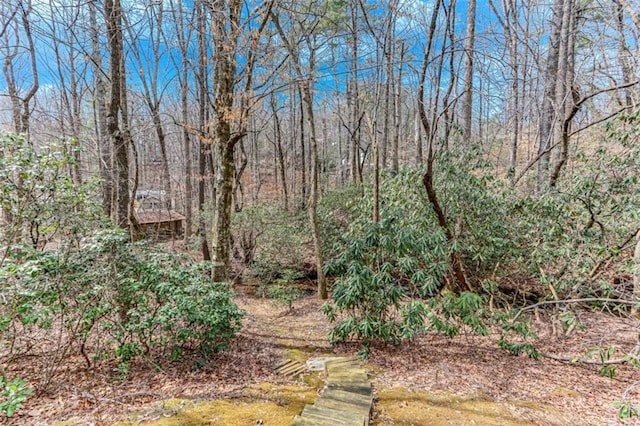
[{"left": 134, "top": 210, "right": 185, "bottom": 241}]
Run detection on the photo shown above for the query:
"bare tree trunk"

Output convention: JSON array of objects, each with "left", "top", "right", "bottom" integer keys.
[
  {"left": 271, "top": 12, "right": 327, "bottom": 299},
  {"left": 209, "top": 0, "right": 274, "bottom": 281},
  {"left": 105, "top": 0, "right": 131, "bottom": 229},
  {"left": 501, "top": 0, "right": 521, "bottom": 178},
  {"left": 297, "top": 83, "right": 307, "bottom": 208},
  {"left": 88, "top": 0, "right": 113, "bottom": 218},
  {"left": 349, "top": 0, "right": 362, "bottom": 185},
  {"left": 461, "top": 0, "right": 477, "bottom": 143},
  {"left": 210, "top": 0, "right": 239, "bottom": 281},
  {"left": 196, "top": 0, "right": 211, "bottom": 261},
  {"left": 549, "top": 0, "right": 577, "bottom": 188},
  {"left": 271, "top": 96, "right": 289, "bottom": 210},
  {"left": 418, "top": 0, "right": 471, "bottom": 294},
  {"left": 392, "top": 42, "right": 404, "bottom": 174},
  {"left": 537, "top": 0, "right": 564, "bottom": 193},
  {"left": 174, "top": 0, "right": 193, "bottom": 238}
]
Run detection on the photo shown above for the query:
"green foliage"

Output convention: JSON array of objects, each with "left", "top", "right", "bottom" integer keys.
[
  {"left": 613, "top": 400, "right": 639, "bottom": 420},
  {"left": 322, "top": 193, "right": 448, "bottom": 352},
  {"left": 232, "top": 203, "right": 309, "bottom": 280},
  {"left": 259, "top": 284, "right": 304, "bottom": 312},
  {"left": 2, "top": 229, "right": 244, "bottom": 378},
  {"left": 322, "top": 164, "right": 540, "bottom": 355},
  {"left": 0, "top": 132, "right": 102, "bottom": 251},
  {"left": 318, "top": 184, "right": 364, "bottom": 260},
  {"left": 433, "top": 151, "right": 520, "bottom": 276},
  {"left": 0, "top": 376, "right": 33, "bottom": 418},
  {"left": 257, "top": 269, "right": 305, "bottom": 311},
  {"left": 322, "top": 169, "right": 504, "bottom": 353}
]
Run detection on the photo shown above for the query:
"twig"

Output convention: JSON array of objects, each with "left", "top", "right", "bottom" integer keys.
[
  {"left": 513, "top": 298, "right": 639, "bottom": 321},
  {"left": 540, "top": 344, "right": 640, "bottom": 366}
]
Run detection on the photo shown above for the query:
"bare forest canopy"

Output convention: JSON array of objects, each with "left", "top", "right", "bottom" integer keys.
[
  {"left": 1, "top": 0, "right": 639, "bottom": 281},
  {"left": 1, "top": 0, "right": 640, "bottom": 422}
]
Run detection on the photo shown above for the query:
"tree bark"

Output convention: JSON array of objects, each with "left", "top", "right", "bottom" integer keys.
[
  {"left": 461, "top": 0, "right": 477, "bottom": 144},
  {"left": 88, "top": 0, "right": 113, "bottom": 218},
  {"left": 105, "top": 0, "right": 130, "bottom": 229},
  {"left": 537, "top": 0, "right": 564, "bottom": 193},
  {"left": 418, "top": 0, "right": 471, "bottom": 294},
  {"left": 549, "top": 0, "right": 577, "bottom": 188},
  {"left": 196, "top": 0, "right": 211, "bottom": 262},
  {"left": 271, "top": 12, "right": 327, "bottom": 299}
]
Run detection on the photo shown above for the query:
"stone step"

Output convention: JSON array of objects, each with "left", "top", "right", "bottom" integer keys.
[
  {"left": 327, "top": 368, "right": 368, "bottom": 377},
  {"left": 293, "top": 356, "right": 372, "bottom": 426},
  {"left": 324, "top": 357, "right": 361, "bottom": 373},
  {"left": 321, "top": 388, "right": 373, "bottom": 408},
  {"left": 301, "top": 404, "right": 367, "bottom": 426},
  {"left": 326, "top": 376, "right": 370, "bottom": 386},
  {"left": 315, "top": 394, "right": 372, "bottom": 417},
  {"left": 291, "top": 414, "right": 334, "bottom": 426},
  {"left": 325, "top": 383, "right": 373, "bottom": 396}
]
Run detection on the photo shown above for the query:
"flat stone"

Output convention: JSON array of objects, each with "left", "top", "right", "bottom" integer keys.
[
  {"left": 302, "top": 404, "right": 367, "bottom": 426},
  {"left": 292, "top": 414, "right": 335, "bottom": 426},
  {"left": 294, "top": 356, "right": 372, "bottom": 426},
  {"left": 321, "top": 388, "right": 373, "bottom": 407},
  {"left": 325, "top": 383, "right": 373, "bottom": 396},
  {"left": 306, "top": 356, "right": 344, "bottom": 371},
  {"left": 315, "top": 395, "right": 372, "bottom": 417}
]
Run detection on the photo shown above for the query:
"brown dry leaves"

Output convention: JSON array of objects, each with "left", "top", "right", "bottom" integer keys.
[{"left": 3, "top": 291, "right": 638, "bottom": 425}]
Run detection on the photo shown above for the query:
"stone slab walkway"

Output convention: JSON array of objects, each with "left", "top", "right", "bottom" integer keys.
[{"left": 292, "top": 357, "right": 372, "bottom": 426}]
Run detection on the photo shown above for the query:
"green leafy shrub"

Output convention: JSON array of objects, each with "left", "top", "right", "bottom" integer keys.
[
  {"left": 322, "top": 173, "right": 450, "bottom": 350},
  {"left": 2, "top": 229, "right": 244, "bottom": 378},
  {"left": 321, "top": 166, "right": 538, "bottom": 355},
  {"left": 232, "top": 203, "right": 309, "bottom": 280},
  {"left": 318, "top": 184, "right": 365, "bottom": 260},
  {"left": 0, "top": 376, "right": 33, "bottom": 418},
  {"left": 259, "top": 284, "right": 304, "bottom": 312},
  {"left": 0, "top": 132, "right": 102, "bottom": 252}
]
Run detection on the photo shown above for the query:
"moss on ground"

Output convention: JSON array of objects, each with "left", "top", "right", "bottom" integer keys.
[
  {"left": 374, "top": 387, "right": 569, "bottom": 426},
  {"left": 116, "top": 383, "right": 318, "bottom": 426}
]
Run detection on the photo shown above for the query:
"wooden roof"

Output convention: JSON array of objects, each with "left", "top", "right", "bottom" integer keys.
[{"left": 135, "top": 210, "right": 186, "bottom": 225}]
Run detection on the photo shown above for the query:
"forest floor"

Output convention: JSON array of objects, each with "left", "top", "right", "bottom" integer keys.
[{"left": 4, "top": 284, "right": 639, "bottom": 426}]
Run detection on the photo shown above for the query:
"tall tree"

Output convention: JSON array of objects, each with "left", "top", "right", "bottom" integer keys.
[
  {"left": 536, "top": 0, "right": 564, "bottom": 192},
  {"left": 125, "top": 1, "right": 173, "bottom": 204},
  {"left": 195, "top": 0, "right": 212, "bottom": 261},
  {"left": 168, "top": 0, "right": 194, "bottom": 238},
  {"left": 271, "top": 4, "right": 328, "bottom": 299},
  {"left": 418, "top": 0, "right": 471, "bottom": 293},
  {"left": 208, "top": 0, "right": 274, "bottom": 281},
  {"left": 460, "top": 0, "right": 477, "bottom": 143},
  {"left": 88, "top": 0, "right": 113, "bottom": 218},
  {"left": 549, "top": 0, "right": 577, "bottom": 187},
  {"left": 104, "top": 0, "right": 131, "bottom": 228},
  {"left": 1, "top": 0, "right": 38, "bottom": 135}
]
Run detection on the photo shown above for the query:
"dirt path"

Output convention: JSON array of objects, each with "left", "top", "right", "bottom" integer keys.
[{"left": 5, "top": 292, "right": 639, "bottom": 425}]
